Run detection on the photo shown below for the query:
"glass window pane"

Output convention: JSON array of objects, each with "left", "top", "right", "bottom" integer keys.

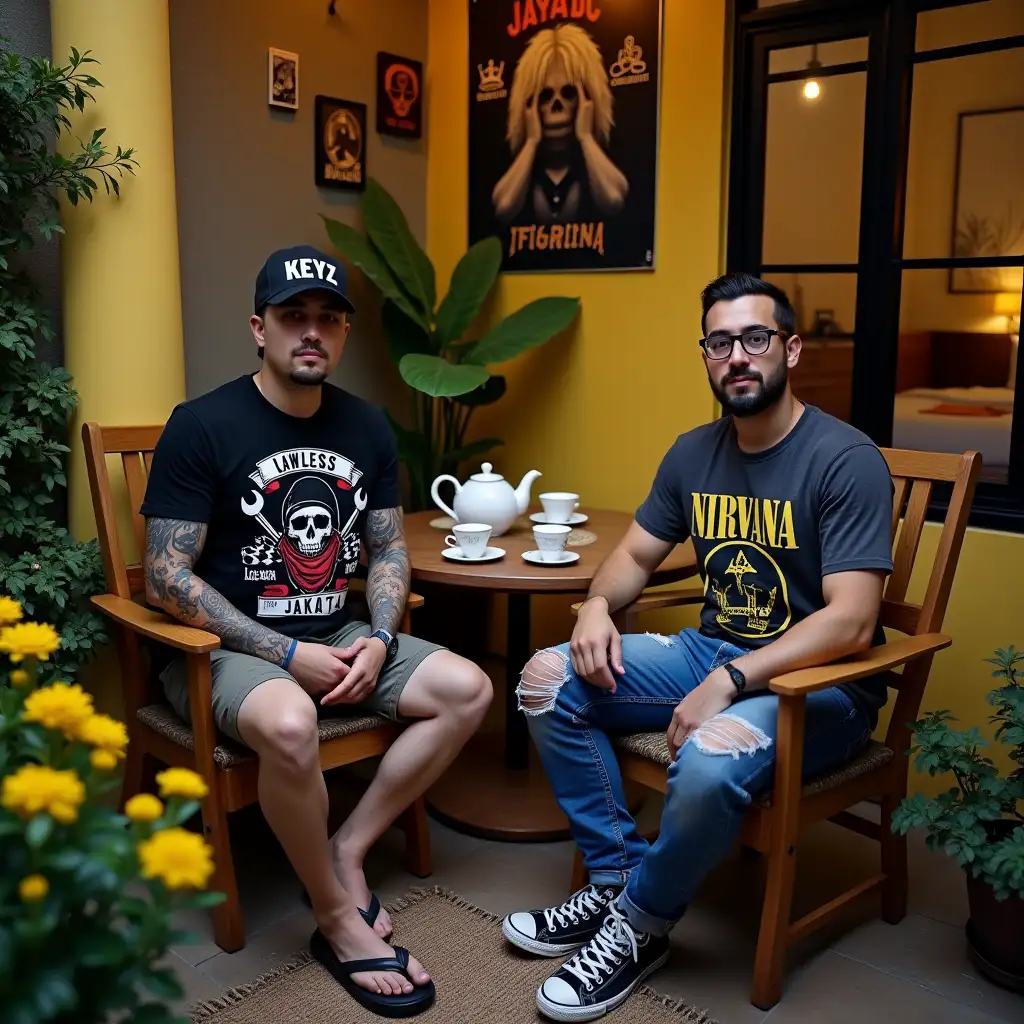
[
  {"left": 893, "top": 269, "right": 1019, "bottom": 483},
  {"left": 916, "top": 0, "right": 1024, "bottom": 52},
  {"left": 903, "top": 48, "right": 1024, "bottom": 260},
  {"left": 762, "top": 72, "right": 866, "bottom": 264},
  {"left": 768, "top": 39, "right": 869, "bottom": 75},
  {"left": 763, "top": 272, "right": 857, "bottom": 422}
]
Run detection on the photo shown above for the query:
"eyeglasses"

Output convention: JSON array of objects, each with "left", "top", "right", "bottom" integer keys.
[{"left": 698, "top": 329, "right": 787, "bottom": 360}]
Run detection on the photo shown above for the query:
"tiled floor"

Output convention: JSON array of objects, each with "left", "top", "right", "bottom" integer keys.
[{"left": 168, "top": 777, "right": 1024, "bottom": 1023}]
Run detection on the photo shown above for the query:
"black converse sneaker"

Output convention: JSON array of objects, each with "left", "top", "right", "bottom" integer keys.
[
  {"left": 535, "top": 901, "right": 670, "bottom": 1022},
  {"left": 501, "top": 883, "right": 622, "bottom": 957}
]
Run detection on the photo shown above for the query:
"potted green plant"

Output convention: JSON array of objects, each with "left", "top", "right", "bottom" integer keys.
[
  {"left": 0, "top": 597, "right": 224, "bottom": 1023},
  {"left": 0, "top": 39, "right": 138, "bottom": 679},
  {"left": 891, "top": 645, "right": 1024, "bottom": 991},
  {"left": 322, "top": 178, "right": 580, "bottom": 511}
]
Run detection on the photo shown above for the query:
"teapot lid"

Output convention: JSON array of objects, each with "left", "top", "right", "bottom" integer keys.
[{"left": 469, "top": 462, "right": 504, "bottom": 482}]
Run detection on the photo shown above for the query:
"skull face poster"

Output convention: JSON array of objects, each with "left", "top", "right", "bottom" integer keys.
[
  {"left": 377, "top": 52, "right": 423, "bottom": 139},
  {"left": 469, "top": 0, "right": 662, "bottom": 273}
]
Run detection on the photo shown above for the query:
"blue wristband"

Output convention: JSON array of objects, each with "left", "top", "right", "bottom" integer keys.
[{"left": 281, "top": 637, "right": 297, "bottom": 670}]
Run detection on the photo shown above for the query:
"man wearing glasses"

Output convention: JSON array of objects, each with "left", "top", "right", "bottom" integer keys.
[{"left": 505, "top": 271, "right": 895, "bottom": 1022}]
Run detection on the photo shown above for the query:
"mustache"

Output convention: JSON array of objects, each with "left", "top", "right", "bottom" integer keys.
[
  {"left": 293, "top": 345, "right": 327, "bottom": 358},
  {"left": 722, "top": 369, "right": 763, "bottom": 385}
]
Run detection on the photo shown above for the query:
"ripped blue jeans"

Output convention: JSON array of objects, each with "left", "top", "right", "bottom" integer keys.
[{"left": 519, "top": 628, "right": 871, "bottom": 936}]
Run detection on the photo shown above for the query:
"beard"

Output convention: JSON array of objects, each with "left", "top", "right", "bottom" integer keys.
[
  {"left": 289, "top": 347, "right": 329, "bottom": 387},
  {"left": 709, "top": 358, "right": 789, "bottom": 418}
]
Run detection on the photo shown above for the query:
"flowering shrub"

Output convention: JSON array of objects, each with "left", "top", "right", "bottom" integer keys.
[{"left": 0, "top": 599, "right": 224, "bottom": 1023}]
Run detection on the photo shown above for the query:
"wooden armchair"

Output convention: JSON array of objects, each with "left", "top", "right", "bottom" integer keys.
[
  {"left": 568, "top": 447, "right": 981, "bottom": 1010},
  {"left": 82, "top": 422, "right": 433, "bottom": 953}
]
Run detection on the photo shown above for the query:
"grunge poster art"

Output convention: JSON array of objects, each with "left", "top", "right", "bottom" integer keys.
[
  {"left": 315, "top": 96, "right": 367, "bottom": 191},
  {"left": 377, "top": 52, "right": 423, "bottom": 139},
  {"left": 468, "top": 0, "right": 662, "bottom": 273}
]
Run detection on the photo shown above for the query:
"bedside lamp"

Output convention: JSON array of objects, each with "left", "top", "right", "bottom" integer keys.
[{"left": 995, "top": 292, "right": 1020, "bottom": 389}]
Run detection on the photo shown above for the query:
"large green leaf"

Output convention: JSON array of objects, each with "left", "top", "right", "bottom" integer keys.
[
  {"left": 320, "top": 215, "right": 427, "bottom": 330},
  {"left": 435, "top": 236, "right": 502, "bottom": 344},
  {"left": 362, "top": 178, "right": 436, "bottom": 320},
  {"left": 382, "top": 300, "right": 431, "bottom": 364},
  {"left": 398, "top": 353, "right": 491, "bottom": 397},
  {"left": 466, "top": 296, "right": 580, "bottom": 366}
]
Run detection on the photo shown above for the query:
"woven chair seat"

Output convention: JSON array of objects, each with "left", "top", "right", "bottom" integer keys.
[
  {"left": 613, "top": 732, "right": 894, "bottom": 808},
  {"left": 137, "top": 703, "right": 391, "bottom": 771}
]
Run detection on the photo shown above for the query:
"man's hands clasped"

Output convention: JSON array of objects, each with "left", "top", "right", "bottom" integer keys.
[{"left": 287, "top": 637, "right": 388, "bottom": 707}]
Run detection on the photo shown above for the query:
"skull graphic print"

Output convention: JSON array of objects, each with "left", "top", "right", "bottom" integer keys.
[{"left": 239, "top": 447, "right": 367, "bottom": 620}]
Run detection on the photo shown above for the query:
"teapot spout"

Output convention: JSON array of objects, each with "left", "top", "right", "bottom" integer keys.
[{"left": 514, "top": 469, "right": 542, "bottom": 515}]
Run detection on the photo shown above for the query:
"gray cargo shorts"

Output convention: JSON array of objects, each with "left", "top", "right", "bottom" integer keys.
[{"left": 159, "top": 619, "right": 445, "bottom": 745}]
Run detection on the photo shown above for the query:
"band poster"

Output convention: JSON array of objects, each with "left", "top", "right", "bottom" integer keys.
[{"left": 468, "top": 0, "right": 662, "bottom": 273}]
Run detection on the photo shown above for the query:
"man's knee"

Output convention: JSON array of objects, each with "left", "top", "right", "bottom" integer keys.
[
  {"left": 410, "top": 652, "right": 492, "bottom": 722},
  {"left": 241, "top": 687, "right": 319, "bottom": 773},
  {"left": 517, "top": 647, "right": 571, "bottom": 716},
  {"left": 445, "top": 657, "right": 493, "bottom": 722}
]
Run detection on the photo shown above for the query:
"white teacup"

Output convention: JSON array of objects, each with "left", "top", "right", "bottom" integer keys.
[
  {"left": 540, "top": 492, "right": 580, "bottom": 524},
  {"left": 533, "top": 523, "right": 571, "bottom": 561},
  {"left": 444, "top": 522, "right": 492, "bottom": 559}
]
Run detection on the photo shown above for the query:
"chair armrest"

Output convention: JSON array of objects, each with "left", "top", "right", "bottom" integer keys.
[
  {"left": 570, "top": 588, "right": 704, "bottom": 617},
  {"left": 769, "top": 633, "right": 952, "bottom": 696},
  {"left": 91, "top": 594, "right": 221, "bottom": 654}
]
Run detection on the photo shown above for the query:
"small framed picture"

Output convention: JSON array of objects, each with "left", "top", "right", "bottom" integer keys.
[
  {"left": 268, "top": 48, "right": 299, "bottom": 109},
  {"left": 315, "top": 96, "right": 367, "bottom": 191},
  {"left": 376, "top": 52, "right": 423, "bottom": 139}
]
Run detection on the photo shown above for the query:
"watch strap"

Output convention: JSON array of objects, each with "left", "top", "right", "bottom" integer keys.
[{"left": 723, "top": 662, "right": 746, "bottom": 695}]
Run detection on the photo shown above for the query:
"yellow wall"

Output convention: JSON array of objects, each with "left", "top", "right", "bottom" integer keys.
[{"left": 425, "top": 0, "right": 1024, "bottom": 793}]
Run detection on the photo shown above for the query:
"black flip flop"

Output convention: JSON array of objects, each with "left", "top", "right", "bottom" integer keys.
[
  {"left": 310, "top": 928, "right": 436, "bottom": 1018},
  {"left": 302, "top": 890, "right": 388, "bottom": 933}
]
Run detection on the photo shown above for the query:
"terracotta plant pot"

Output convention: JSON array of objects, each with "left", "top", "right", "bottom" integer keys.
[{"left": 964, "top": 819, "right": 1024, "bottom": 992}]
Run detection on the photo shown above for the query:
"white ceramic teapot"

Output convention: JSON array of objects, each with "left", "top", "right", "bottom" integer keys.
[{"left": 430, "top": 462, "right": 542, "bottom": 537}]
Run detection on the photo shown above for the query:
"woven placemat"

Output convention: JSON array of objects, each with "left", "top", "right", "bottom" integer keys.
[{"left": 189, "top": 887, "right": 714, "bottom": 1024}]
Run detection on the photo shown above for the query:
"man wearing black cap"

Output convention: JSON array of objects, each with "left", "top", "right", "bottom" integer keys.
[{"left": 141, "top": 245, "right": 492, "bottom": 1015}]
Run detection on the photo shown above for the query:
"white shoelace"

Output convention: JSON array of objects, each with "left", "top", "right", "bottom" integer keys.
[
  {"left": 543, "top": 885, "right": 611, "bottom": 932},
  {"left": 563, "top": 903, "right": 639, "bottom": 990}
]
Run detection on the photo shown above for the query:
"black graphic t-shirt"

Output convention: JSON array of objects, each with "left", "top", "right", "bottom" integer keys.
[
  {"left": 635, "top": 404, "right": 894, "bottom": 718},
  {"left": 140, "top": 374, "right": 401, "bottom": 642}
]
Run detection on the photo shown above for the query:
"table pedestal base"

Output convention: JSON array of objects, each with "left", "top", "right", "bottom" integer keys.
[{"left": 426, "top": 734, "right": 571, "bottom": 842}]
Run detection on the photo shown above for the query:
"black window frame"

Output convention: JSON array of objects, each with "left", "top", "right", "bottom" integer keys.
[{"left": 728, "top": 0, "right": 1024, "bottom": 533}]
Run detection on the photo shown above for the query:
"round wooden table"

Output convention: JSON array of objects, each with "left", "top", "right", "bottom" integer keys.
[{"left": 404, "top": 507, "right": 698, "bottom": 842}]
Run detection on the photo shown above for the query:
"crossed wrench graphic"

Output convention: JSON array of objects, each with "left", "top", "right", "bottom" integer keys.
[{"left": 240, "top": 486, "right": 368, "bottom": 543}]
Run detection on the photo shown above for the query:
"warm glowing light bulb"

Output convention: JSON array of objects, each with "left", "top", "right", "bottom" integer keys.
[{"left": 803, "top": 79, "right": 821, "bottom": 100}]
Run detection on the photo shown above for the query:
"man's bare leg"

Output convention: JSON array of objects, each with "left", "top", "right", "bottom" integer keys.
[
  {"left": 330, "top": 651, "right": 492, "bottom": 938},
  {"left": 237, "top": 679, "right": 430, "bottom": 995}
]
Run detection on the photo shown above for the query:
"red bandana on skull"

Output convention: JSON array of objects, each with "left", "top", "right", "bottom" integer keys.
[{"left": 278, "top": 531, "right": 342, "bottom": 592}]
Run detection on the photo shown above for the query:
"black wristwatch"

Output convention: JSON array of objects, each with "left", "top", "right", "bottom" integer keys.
[
  {"left": 370, "top": 629, "right": 399, "bottom": 663},
  {"left": 723, "top": 662, "right": 746, "bottom": 697}
]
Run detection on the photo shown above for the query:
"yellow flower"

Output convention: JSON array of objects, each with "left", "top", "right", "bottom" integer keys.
[
  {"left": 77, "top": 713, "right": 128, "bottom": 757},
  {"left": 0, "top": 596, "right": 23, "bottom": 625},
  {"left": 90, "top": 749, "right": 119, "bottom": 771},
  {"left": 125, "top": 793, "right": 164, "bottom": 822},
  {"left": 156, "top": 767, "right": 208, "bottom": 801},
  {"left": 18, "top": 874, "right": 49, "bottom": 902},
  {"left": 0, "top": 621, "right": 61, "bottom": 662},
  {"left": 10, "top": 669, "right": 30, "bottom": 687},
  {"left": 1, "top": 764, "right": 85, "bottom": 823},
  {"left": 138, "top": 827, "right": 215, "bottom": 890},
  {"left": 22, "top": 682, "right": 95, "bottom": 739}
]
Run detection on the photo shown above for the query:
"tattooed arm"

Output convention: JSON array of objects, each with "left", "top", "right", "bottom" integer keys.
[
  {"left": 362, "top": 507, "right": 411, "bottom": 637},
  {"left": 143, "top": 517, "right": 292, "bottom": 664}
]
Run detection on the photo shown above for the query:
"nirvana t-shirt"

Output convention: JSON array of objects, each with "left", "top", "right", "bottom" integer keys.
[
  {"left": 140, "top": 374, "right": 401, "bottom": 641},
  {"left": 635, "top": 404, "right": 895, "bottom": 719}
]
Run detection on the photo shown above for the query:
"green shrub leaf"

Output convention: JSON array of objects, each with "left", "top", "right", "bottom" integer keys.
[
  {"left": 435, "top": 236, "right": 502, "bottom": 344},
  {"left": 398, "top": 354, "right": 490, "bottom": 397},
  {"left": 465, "top": 296, "right": 579, "bottom": 366}
]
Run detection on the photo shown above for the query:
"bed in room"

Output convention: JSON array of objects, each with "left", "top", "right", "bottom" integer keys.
[{"left": 892, "top": 330, "right": 1016, "bottom": 481}]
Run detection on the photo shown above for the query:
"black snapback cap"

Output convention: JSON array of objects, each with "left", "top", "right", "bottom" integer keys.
[{"left": 253, "top": 245, "right": 355, "bottom": 314}]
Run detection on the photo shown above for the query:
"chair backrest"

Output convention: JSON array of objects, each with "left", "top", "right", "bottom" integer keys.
[
  {"left": 82, "top": 423, "right": 164, "bottom": 601},
  {"left": 877, "top": 448, "right": 981, "bottom": 639}
]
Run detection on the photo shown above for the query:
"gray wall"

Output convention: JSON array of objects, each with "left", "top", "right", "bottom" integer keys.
[
  {"left": 2, "top": 0, "right": 63, "bottom": 368},
  {"left": 168, "top": 0, "right": 428, "bottom": 409}
]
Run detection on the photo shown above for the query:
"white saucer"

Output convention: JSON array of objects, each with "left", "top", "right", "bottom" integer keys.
[
  {"left": 441, "top": 546, "right": 505, "bottom": 563},
  {"left": 529, "top": 512, "right": 589, "bottom": 526},
  {"left": 522, "top": 549, "right": 580, "bottom": 566}
]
